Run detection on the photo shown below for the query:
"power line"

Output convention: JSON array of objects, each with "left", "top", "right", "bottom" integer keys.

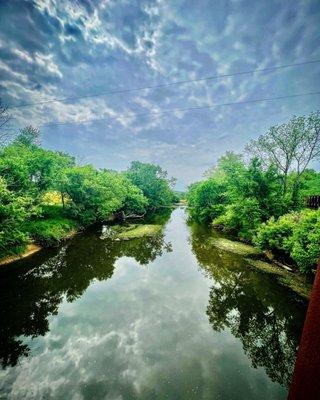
[
  {"left": 7, "top": 59, "right": 320, "bottom": 110},
  {"left": 38, "top": 91, "right": 320, "bottom": 129}
]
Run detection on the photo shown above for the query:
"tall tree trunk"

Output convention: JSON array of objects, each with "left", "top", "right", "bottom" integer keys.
[{"left": 291, "top": 175, "right": 301, "bottom": 209}]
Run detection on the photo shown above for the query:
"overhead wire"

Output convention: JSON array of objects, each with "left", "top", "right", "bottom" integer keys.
[
  {"left": 6, "top": 59, "right": 320, "bottom": 109},
  {"left": 37, "top": 91, "right": 320, "bottom": 129}
]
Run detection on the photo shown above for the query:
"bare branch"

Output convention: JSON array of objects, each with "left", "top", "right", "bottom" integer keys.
[{"left": 0, "top": 98, "right": 13, "bottom": 147}]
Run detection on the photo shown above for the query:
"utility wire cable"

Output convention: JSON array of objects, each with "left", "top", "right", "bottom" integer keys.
[
  {"left": 7, "top": 59, "right": 320, "bottom": 109},
  {"left": 38, "top": 91, "right": 320, "bottom": 129}
]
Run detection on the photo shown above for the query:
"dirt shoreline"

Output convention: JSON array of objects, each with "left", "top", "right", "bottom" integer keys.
[
  {"left": 209, "top": 237, "right": 313, "bottom": 299},
  {"left": 0, "top": 228, "right": 79, "bottom": 266},
  {"left": 0, "top": 244, "right": 42, "bottom": 266}
]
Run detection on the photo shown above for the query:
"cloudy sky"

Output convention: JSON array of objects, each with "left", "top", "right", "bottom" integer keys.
[{"left": 0, "top": 0, "right": 319, "bottom": 189}]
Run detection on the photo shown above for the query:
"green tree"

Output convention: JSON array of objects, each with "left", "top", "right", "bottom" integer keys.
[
  {"left": 246, "top": 111, "right": 320, "bottom": 206},
  {"left": 60, "top": 166, "right": 120, "bottom": 225},
  {"left": 187, "top": 179, "right": 226, "bottom": 223},
  {"left": 117, "top": 174, "right": 148, "bottom": 219},
  {"left": 298, "top": 169, "right": 320, "bottom": 197},
  {"left": 0, "top": 177, "right": 37, "bottom": 257},
  {"left": 126, "top": 161, "right": 175, "bottom": 209},
  {"left": 60, "top": 167, "right": 148, "bottom": 225},
  {"left": 0, "top": 130, "right": 74, "bottom": 198},
  {"left": 189, "top": 153, "right": 285, "bottom": 240}
]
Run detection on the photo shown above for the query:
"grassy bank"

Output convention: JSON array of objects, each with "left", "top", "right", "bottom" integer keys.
[
  {"left": 0, "top": 204, "right": 79, "bottom": 264},
  {"left": 116, "top": 224, "right": 162, "bottom": 239},
  {"left": 24, "top": 216, "right": 78, "bottom": 247},
  {"left": 0, "top": 244, "right": 42, "bottom": 266}
]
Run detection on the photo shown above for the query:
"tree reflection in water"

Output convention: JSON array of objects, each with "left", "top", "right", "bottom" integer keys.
[
  {"left": 0, "top": 220, "right": 172, "bottom": 369},
  {"left": 189, "top": 222, "right": 308, "bottom": 388}
]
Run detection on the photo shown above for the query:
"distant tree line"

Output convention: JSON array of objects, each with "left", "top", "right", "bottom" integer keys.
[
  {"left": 0, "top": 121, "right": 175, "bottom": 258},
  {"left": 187, "top": 111, "right": 320, "bottom": 274}
]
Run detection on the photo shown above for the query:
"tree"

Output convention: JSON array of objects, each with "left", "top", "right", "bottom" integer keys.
[
  {"left": 126, "top": 161, "right": 175, "bottom": 209},
  {"left": 14, "top": 125, "right": 40, "bottom": 147},
  {"left": 188, "top": 153, "right": 287, "bottom": 240},
  {"left": 117, "top": 174, "right": 148, "bottom": 219},
  {"left": 299, "top": 169, "right": 320, "bottom": 197},
  {"left": 60, "top": 167, "right": 148, "bottom": 225},
  {"left": 187, "top": 179, "right": 226, "bottom": 223},
  {"left": 0, "top": 177, "right": 37, "bottom": 257},
  {"left": 246, "top": 111, "right": 320, "bottom": 205},
  {"left": 0, "top": 133, "right": 74, "bottom": 198},
  {"left": 243, "top": 158, "right": 285, "bottom": 219}
]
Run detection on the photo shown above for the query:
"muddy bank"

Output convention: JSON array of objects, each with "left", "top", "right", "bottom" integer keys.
[
  {"left": 0, "top": 229, "right": 79, "bottom": 267},
  {"left": 0, "top": 244, "right": 42, "bottom": 266},
  {"left": 210, "top": 237, "right": 313, "bottom": 299}
]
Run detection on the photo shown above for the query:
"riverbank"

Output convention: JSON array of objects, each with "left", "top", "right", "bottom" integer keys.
[
  {"left": 209, "top": 236, "right": 313, "bottom": 299},
  {"left": 0, "top": 227, "right": 79, "bottom": 266},
  {"left": 0, "top": 218, "right": 166, "bottom": 266},
  {"left": 0, "top": 244, "right": 42, "bottom": 266}
]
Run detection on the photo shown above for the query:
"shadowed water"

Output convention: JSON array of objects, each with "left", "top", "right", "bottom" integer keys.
[{"left": 0, "top": 208, "right": 307, "bottom": 399}]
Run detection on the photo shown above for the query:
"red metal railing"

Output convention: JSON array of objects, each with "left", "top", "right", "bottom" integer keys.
[{"left": 288, "top": 264, "right": 320, "bottom": 399}]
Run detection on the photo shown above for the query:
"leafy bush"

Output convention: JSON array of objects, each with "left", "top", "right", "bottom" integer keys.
[
  {"left": 254, "top": 213, "right": 297, "bottom": 253},
  {"left": 286, "top": 210, "right": 320, "bottom": 273},
  {"left": 213, "top": 198, "right": 263, "bottom": 241},
  {"left": 255, "top": 209, "right": 320, "bottom": 273}
]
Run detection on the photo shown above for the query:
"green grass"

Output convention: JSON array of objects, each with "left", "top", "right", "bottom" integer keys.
[
  {"left": 24, "top": 216, "right": 78, "bottom": 247},
  {"left": 210, "top": 238, "right": 261, "bottom": 256},
  {"left": 0, "top": 244, "right": 27, "bottom": 260},
  {"left": 116, "top": 224, "right": 162, "bottom": 240}
]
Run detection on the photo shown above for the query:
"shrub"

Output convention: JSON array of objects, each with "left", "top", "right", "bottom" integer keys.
[
  {"left": 287, "top": 210, "right": 320, "bottom": 273},
  {"left": 255, "top": 209, "right": 320, "bottom": 273},
  {"left": 213, "top": 198, "right": 263, "bottom": 241},
  {"left": 254, "top": 213, "right": 298, "bottom": 253}
]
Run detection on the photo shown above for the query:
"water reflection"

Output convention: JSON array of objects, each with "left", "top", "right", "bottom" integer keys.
[
  {"left": 0, "top": 218, "right": 172, "bottom": 369},
  {"left": 0, "top": 209, "right": 308, "bottom": 399},
  {"left": 189, "top": 222, "right": 307, "bottom": 388}
]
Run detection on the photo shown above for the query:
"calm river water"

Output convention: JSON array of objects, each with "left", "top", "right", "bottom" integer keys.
[{"left": 0, "top": 207, "right": 308, "bottom": 400}]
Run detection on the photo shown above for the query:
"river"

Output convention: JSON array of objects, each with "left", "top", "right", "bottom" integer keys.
[{"left": 0, "top": 207, "right": 308, "bottom": 400}]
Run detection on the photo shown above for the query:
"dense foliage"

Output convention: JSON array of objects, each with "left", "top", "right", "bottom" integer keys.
[
  {"left": 0, "top": 128, "right": 175, "bottom": 258},
  {"left": 255, "top": 209, "right": 320, "bottom": 274},
  {"left": 0, "top": 177, "right": 36, "bottom": 255},
  {"left": 187, "top": 112, "right": 320, "bottom": 274},
  {"left": 126, "top": 161, "right": 175, "bottom": 209}
]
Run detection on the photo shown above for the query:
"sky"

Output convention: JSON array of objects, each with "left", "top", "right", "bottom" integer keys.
[{"left": 0, "top": 0, "right": 319, "bottom": 189}]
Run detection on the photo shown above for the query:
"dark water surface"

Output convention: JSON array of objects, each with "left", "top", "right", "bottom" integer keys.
[{"left": 0, "top": 208, "right": 308, "bottom": 400}]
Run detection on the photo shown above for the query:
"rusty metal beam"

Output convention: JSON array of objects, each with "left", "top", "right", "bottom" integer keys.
[{"left": 288, "top": 264, "right": 320, "bottom": 399}]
